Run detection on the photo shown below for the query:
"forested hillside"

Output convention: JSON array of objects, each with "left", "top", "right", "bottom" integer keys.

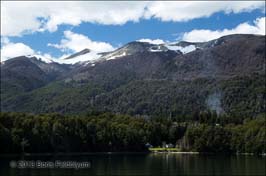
[{"left": 1, "top": 34, "right": 265, "bottom": 119}]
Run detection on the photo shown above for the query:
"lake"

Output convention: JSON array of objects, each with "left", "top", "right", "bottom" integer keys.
[{"left": 0, "top": 153, "right": 265, "bottom": 175}]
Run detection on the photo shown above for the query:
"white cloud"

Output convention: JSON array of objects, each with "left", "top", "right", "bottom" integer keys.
[
  {"left": 1, "top": 1, "right": 265, "bottom": 36},
  {"left": 1, "top": 2, "right": 47, "bottom": 36},
  {"left": 1, "top": 1, "right": 148, "bottom": 36},
  {"left": 144, "top": 1, "right": 265, "bottom": 22},
  {"left": 138, "top": 38, "right": 165, "bottom": 44},
  {"left": 48, "top": 30, "right": 115, "bottom": 53},
  {"left": 1, "top": 42, "right": 35, "bottom": 61},
  {"left": 182, "top": 17, "right": 265, "bottom": 42}
]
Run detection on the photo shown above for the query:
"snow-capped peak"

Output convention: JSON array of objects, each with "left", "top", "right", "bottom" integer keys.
[{"left": 18, "top": 40, "right": 201, "bottom": 66}]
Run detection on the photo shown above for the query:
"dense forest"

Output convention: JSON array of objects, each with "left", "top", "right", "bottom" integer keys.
[{"left": 0, "top": 112, "right": 265, "bottom": 154}]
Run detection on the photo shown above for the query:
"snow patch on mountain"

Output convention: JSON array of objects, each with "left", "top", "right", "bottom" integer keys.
[
  {"left": 105, "top": 51, "right": 128, "bottom": 60},
  {"left": 138, "top": 39, "right": 165, "bottom": 45},
  {"left": 100, "top": 49, "right": 130, "bottom": 61},
  {"left": 164, "top": 44, "right": 197, "bottom": 54},
  {"left": 149, "top": 45, "right": 166, "bottom": 52},
  {"left": 57, "top": 51, "right": 101, "bottom": 64},
  {"left": 27, "top": 54, "right": 54, "bottom": 63}
]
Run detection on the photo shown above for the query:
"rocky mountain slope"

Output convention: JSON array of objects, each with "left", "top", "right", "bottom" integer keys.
[{"left": 1, "top": 34, "right": 265, "bottom": 118}]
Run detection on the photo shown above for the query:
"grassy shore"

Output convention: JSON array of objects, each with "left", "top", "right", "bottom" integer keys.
[{"left": 148, "top": 147, "right": 181, "bottom": 152}]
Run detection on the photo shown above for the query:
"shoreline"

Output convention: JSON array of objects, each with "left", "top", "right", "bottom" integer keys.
[
  {"left": 151, "top": 151, "right": 199, "bottom": 154},
  {"left": 0, "top": 151, "right": 265, "bottom": 157}
]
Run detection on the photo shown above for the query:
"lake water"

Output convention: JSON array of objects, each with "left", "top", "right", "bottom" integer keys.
[{"left": 0, "top": 153, "right": 265, "bottom": 175}]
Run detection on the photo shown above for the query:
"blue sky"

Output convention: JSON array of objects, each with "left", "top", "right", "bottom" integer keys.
[{"left": 1, "top": 1, "right": 265, "bottom": 61}]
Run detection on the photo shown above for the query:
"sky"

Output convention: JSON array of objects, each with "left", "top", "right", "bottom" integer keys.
[{"left": 1, "top": 1, "right": 265, "bottom": 61}]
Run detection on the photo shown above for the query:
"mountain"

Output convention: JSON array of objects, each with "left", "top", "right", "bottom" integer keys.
[
  {"left": 1, "top": 34, "right": 265, "bottom": 118},
  {"left": 52, "top": 40, "right": 194, "bottom": 65}
]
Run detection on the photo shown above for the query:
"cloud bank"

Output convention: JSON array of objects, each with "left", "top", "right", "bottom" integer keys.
[
  {"left": 1, "top": 1, "right": 265, "bottom": 36},
  {"left": 182, "top": 17, "right": 265, "bottom": 42}
]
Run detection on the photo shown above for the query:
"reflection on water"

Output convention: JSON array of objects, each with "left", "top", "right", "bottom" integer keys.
[{"left": 0, "top": 153, "right": 265, "bottom": 175}]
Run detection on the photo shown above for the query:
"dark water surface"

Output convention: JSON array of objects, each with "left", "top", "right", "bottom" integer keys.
[{"left": 0, "top": 153, "right": 265, "bottom": 176}]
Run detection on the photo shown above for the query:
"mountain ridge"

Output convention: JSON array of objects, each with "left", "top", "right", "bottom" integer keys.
[{"left": 2, "top": 34, "right": 247, "bottom": 65}]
